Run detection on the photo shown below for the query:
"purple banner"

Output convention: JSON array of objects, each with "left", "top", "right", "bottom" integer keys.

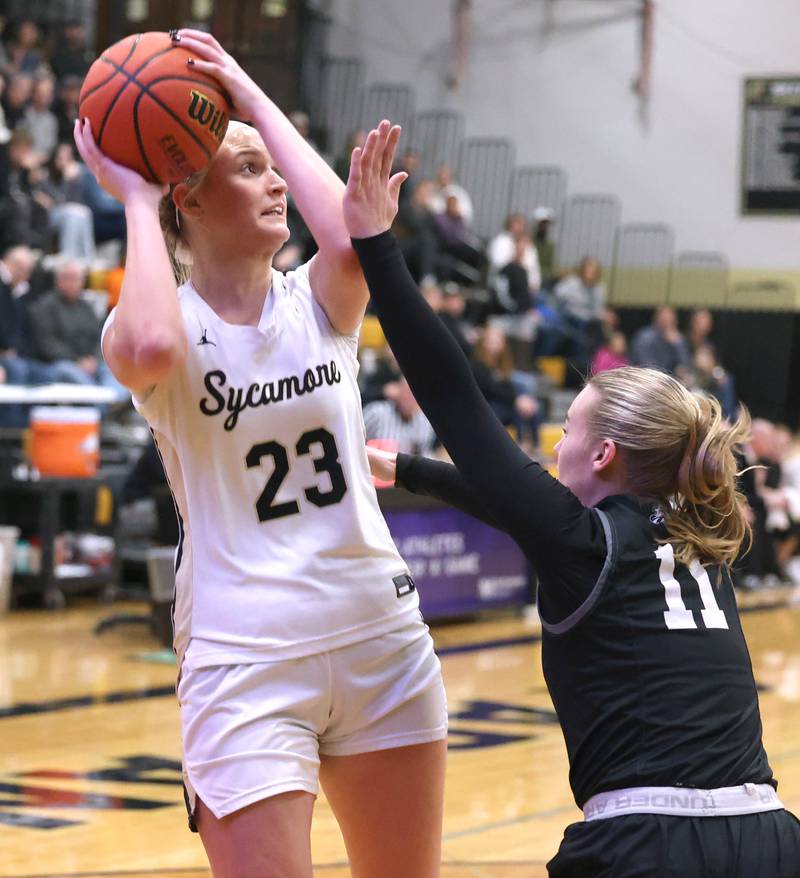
[{"left": 383, "top": 506, "right": 529, "bottom": 618}]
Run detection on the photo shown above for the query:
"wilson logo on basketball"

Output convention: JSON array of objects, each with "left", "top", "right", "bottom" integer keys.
[{"left": 188, "top": 89, "right": 227, "bottom": 143}]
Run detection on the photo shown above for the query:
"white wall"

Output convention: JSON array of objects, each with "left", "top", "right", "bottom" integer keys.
[{"left": 327, "top": 0, "right": 800, "bottom": 271}]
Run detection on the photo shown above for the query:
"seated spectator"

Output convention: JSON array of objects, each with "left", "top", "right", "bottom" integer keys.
[
  {"left": 487, "top": 213, "right": 541, "bottom": 293},
  {"left": 422, "top": 279, "right": 473, "bottom": 357},
  {"left": 737, "top": 419, "right": 785, "bottom": 587},
  {"left": 682, "top": 343, "right": 738, "bottom": 420},
  {"left": 430, "top": 193, "right": 482, "bottom": 285},
  {"left": 21, "top": 72, "right": 58, "bottom": 161},
  {"left": 536, "top": 256, "right": 605, "bottom": 376},
  {"left": 430, "top": 164, "right": 473, "bottom": 226},
  {"left": 34, "top": 142, "right": 95, "bottom": 260},
  {"left": 333, "top": 129, "right": 366, "bottom": 181},
  {"left": 687, "top": 307, "right": 715, "bottom": 354},
  {"left": 629, "top": 305, "right": 691, "bottom": 375},
  {"left": 53, "top": 74, "right": 82, "bottom": 143},
  {"left": 3, "top": 20, "right": 44, "bottom": 77},
  {"left": 532, "top": 206, "right": 556, "bottom": 288},
  {"left": 0, "top": 72, "right": 11, "bottom": 145},
  {"left": 29, "top": 259, "right": 127, "bottom": 397},
  {"left": 49, "top": 20, "right": 92, "bottom": 81},
  {"left": 592, "top": 330, "right": 629, "bottom": 374},
  {"left": 0, "top": 245, "right": 70, "bottom": 425},
  {"left": 359, "top": 343, "right": 401, "bottom": 407},
  {"left": 2, "top": 71, "right": 33, "bottom": 130},
  {"left": 472, "top": 324, "right": 539, "bottom": 450},
  {"left": 393, "top": 177, "right": 438, "bottom": 284},
  {"left": 394, "top": 147, "right": 422, "bottom": 208},
  {"left": 492, "top": 236, "right": 537, "bottom": 316},
  {"left": 0, "top": 128, "right": 50, "bottom": 250},
  {"left": 363, "top": 376, "right": 437, "bottom": 456}
]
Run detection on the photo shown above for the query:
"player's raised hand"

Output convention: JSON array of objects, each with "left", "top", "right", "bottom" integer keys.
[
  {"left": 171, "top": 28, "right": 265, "bottom": 122},
  {"left": 73, "top": 118, "right": 165, "bottom": 204},
  {"left": 343, "top": 120, "right": 407, "bottom": 239}
]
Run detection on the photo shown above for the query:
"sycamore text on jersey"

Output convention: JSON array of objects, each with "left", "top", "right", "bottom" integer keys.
[{"left": 199, "top": 361, "right": 343, "bottom": 431}]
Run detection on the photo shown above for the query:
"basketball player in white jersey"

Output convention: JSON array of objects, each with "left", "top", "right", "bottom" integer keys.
[{"left": 74, "top": 29, "right": 447, "bottom": 878}]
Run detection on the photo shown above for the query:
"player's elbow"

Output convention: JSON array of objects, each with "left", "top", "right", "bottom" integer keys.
[{"left": 110, "top": 328, "right": 187, "bottom": 387}]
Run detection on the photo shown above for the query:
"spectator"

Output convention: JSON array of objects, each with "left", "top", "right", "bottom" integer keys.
[
  {"left": 682, "top": 343, "right": 738, "bottom": 420},
  {"left": 53, "top": 74, "right": 82, "bottom": 143},
  {"left": 472, "top": 324, "right": 539, "bottom": 450},
  {"left": 738, "top": 419, "right": 785, "bottom": 587},
  {"left": 591, "top": 330, "right": 629, "bottom": 374},
  {"left": 487, "top": 212, "right": 541, "bottom": 293},
  {"left": 395, "top": 147, "right": 422, "bottom": 207},
  {"left": 34, "top": 142, "right": 96, "bottom": 260},
  {"left": 49, "top": 20, "right": 92, "bottom": 81},
  {"left": 430, "top": 192, "right": 482, "bottom": 285},
  {"left": 288, "top": 109, "right": 322, "bottom": 154},
  {"left": 363, "top": 376, "right": 438, "bottom": 456},
  {"left": 2, "top": 72, "right": 33, "bottom": 130},
  {"left": 0, "top": 72, "right": 11, "bottom": 146},
  {"left": 422, "top": 279, "right": 473, "bottom": 357},
  {"left": 687, "top": 307, "right": 715, "bottom": 354},
  {"left": 333, "top": 129, "right": 366, "bottom": 181},
  {"left": 492, "top": 236, "right": 537, "bottom": 316},
  {"left": 4, "top": 20, "right": 44, "bottom": 76},
  {"left": 0, "top": 16, "right": 9, "bottom": 73},
  {"left": 359, "top": 343, "right": 401, "bottom": 407},
  {"left": 29, "top": 259, "right": 126, "bottom": 396},
  {"left": 532, "top": 206, "right": 556, "bottom": 287},
  {"left": 21, "top": 73, "right": 58, "bottom": 161},
  {"left": 629, "top": 305, "right": 691, "bottom": 375},
  {"left": 393, "top": 177, "right": 438, "bottom": 284},
  {"left": 537, "top": 257, "right": 605, "bottom": 376},
  {"left": 430, "top": 164, "right": 473, "bottom": 226},
  {"left": 0, "top": 246, "right": 69, "bottom": 425},
  {"left": 0, "top": 128, "right": 50, "bottom": 249}
]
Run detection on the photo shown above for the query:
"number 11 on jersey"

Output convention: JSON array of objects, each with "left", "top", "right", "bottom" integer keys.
[{"left": 655, "top": 544, "right": 729, "bottom": 631}]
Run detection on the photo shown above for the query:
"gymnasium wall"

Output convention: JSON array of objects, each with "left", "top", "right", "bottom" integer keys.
[{"left": 326, "top": 0, "right": 800, "bottom": 298}]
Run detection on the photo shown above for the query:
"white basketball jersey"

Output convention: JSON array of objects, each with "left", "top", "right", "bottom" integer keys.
[{"left": 104, "top": 262, "right": 418, "bottom": 668}]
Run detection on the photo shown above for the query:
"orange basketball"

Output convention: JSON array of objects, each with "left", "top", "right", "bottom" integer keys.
[{"left": 79, "top": 31, "right": 231, "bottom": 184}]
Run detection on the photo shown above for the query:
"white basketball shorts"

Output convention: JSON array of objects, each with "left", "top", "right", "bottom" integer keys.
[{"left": 178, "top": 619, "right": 447, "bottom": 821}]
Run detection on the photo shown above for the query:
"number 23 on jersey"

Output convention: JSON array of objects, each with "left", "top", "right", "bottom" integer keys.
[{"left": 246, "top": 427, "right": 347, "bottom": 522}]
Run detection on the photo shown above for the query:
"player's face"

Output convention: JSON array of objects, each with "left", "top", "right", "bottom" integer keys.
[
  {"left": 554, "top": 385, "right": 605, "bottom": 504},
  {"left": 196, "top": 124, "right": 290, "bottom": 253}
]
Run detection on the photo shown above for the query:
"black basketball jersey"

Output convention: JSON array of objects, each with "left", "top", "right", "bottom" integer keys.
[
  {"left": 540, "top": 495, "right": 774, "bottom": 807},
  {"left": 352, "top": 232, "right": 778, "bottom": 814}
]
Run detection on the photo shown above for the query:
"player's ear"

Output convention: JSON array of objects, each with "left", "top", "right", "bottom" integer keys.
[
  {"left": 592, "top": 438, "right": 617, "bottom": 473},
  {"left": 173, "top": 182, "right": 202, "bottom": 218}
]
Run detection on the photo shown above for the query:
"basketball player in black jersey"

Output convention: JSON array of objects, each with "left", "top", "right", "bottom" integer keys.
[{"left": 342, "top": 126, "right": 800, "bottom": 876}]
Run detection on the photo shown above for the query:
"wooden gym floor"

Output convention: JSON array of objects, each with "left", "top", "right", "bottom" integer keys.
[{"left": 1, "top": 589, "right": 799, "bottom": 877}]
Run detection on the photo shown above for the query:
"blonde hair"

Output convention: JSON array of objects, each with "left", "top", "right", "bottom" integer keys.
[
  {"left": 158, "top": 182, "right": 197, "bottom": 285},
  {"left": 587, "top": 366, "right": 751, "bottom": 569}
]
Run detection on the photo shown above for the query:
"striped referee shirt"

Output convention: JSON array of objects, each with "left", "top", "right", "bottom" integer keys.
[{"left": 362, "top": 400, "right": 438, "bottom": 456}]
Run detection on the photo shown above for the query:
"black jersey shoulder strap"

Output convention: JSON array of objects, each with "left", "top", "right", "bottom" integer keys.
[{"left": 540, "top": 507, "right": 617, "bottom": 635}]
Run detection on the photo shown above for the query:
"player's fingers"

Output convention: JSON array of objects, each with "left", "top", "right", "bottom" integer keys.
[
  {"left": 347, "top": 146, "right": 363, "bottom": 193},
  {"left": 171, "top": 28, "right": 224, "bottom": 53},
  {"left": 388, "top": 171, "right": 408, "bottom": 202},
  {"left": 370, "top": 121, "right": 389, "bottom": 179},
  {"left": 173, "top": 35, "right": 225, "bottom": 64},
  {"left": 362, "top": 128, "right": 380, "bottom": 181},
  {"left": 382, "top": 124, "right": 402, "bottom": 181}
]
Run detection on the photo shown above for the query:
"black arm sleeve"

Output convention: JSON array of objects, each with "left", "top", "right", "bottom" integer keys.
[
  {"left": 352, "top": 232, "right": 608, "bottom": 593},
  {"left": 396, "top": 453, "right": 505, "bottom": 531}
]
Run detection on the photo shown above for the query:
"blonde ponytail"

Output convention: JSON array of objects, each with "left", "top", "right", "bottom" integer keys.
[{"left": 588, "top": 367, "right": 751, "bottom": 569}]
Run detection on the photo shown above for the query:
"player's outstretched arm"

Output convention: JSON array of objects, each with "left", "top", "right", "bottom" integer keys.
[
  {"left": 170, "top": 29, "right": 368, "bottom": 335},
  {"left": 345, "top": 124, "right": 590, "bottom": 545},
  {"left": 74, "top": 119, "right": 187, "bottom": 396}
]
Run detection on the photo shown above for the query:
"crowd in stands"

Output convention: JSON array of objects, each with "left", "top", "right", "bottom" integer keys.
[{"left": 0, "top": 15, "right": 797, "bottom": 589}]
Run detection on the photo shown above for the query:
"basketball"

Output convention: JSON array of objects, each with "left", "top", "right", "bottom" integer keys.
[{"left": 79, "top": 31, "right": 231, "bottom": 184}]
